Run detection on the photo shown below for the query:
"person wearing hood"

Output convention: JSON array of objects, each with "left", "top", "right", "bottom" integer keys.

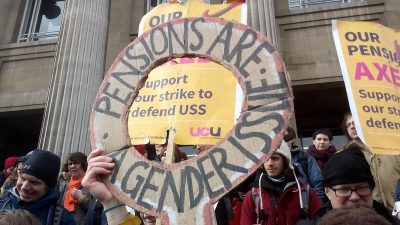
[
  {"left": 240, "top": 142, "right": 322, "bottom": 225},
  {"left": 0, "top": 149, "right": 75, "bottom": 225},
  {"left": 316, "top": 142, "right": 394, "bottom": 224},
  {"left": 307, "top": 128, "right": 336, "bottom": 171}
]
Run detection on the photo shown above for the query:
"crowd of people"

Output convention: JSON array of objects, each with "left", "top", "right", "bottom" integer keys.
[{"left": 0, "top": 112, "right": 399, "bottom": 225}]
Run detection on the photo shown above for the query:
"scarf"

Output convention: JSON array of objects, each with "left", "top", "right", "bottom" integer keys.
[
  {"left": 255, "top": 172, "right": 288, "bottom": 196},
  {"left": 64, "top": 176, "right": 83, "bottom": 212},
  {"left": 307, "top": 145, "right": 336, "bottom": 171}
]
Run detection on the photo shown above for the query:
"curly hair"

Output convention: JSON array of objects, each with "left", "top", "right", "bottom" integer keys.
[{"left": 67, "top": 152, "right": 88, "bottom": 171}]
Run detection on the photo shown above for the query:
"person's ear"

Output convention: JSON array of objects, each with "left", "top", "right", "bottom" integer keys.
[{"left": 325, "top": 187, "right": 333, "bottom": 201}]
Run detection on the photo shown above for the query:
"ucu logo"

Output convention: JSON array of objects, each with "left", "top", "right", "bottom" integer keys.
[{"left": 189, "top": 127, "right": 221, "bottom": 137}]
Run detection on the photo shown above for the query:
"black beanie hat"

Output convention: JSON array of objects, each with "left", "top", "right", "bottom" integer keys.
[
  {"left": 323, "top": 143, "right": 375, "bottom": 188},
  {"left": 15, "top": 149, "right": 40, "bottom": 165},
  {"left": 20, "top": 149, "right": 61, "bottom": 188}
]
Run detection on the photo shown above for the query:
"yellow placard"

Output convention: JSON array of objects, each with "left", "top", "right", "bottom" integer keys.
[
  {"left": 130, "top": 0, "right": 247, "bottom": 145},
  {"left": 139, "top": 0, "right": 247, "bottom": 34},
  {"left": 333, "top": 20, "right": 400, "bottom": 154},
  {"left": 128, "top": 57, "right": 238, "bottom": 145}
]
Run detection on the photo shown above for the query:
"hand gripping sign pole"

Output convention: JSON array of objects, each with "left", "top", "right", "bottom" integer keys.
[{"left": 90, "top": 17, "right": 293, "bottom": 224}]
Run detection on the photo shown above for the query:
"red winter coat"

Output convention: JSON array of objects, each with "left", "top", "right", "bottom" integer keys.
[{"left": 240, "top": 182, "right": 322, "bottom": 225}]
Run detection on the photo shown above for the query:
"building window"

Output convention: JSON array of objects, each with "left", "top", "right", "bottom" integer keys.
[
  {"left": 289, "top": 0, "right": 363, "bottom": 9},
  {"left": 147, "top": 0, "right": 167, "bottom": 12},
  {"left": 147, "top": 0, "right": 208, "bottom": 12},
  {"left": 18, "top": 0, "right": 65, "bottom": 42}
]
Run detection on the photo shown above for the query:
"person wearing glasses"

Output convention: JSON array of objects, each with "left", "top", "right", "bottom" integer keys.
[
  {"left": 316, "top": 142, "right": 394, "bottom": 224},
  {"left": 59, "top": 152, "right": 93, "bottom": 225},
  {"left": 342, "top": 112, "right": 400, "bottom": 211}
]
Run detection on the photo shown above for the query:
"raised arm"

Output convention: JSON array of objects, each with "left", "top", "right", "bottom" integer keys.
[{"left": 82, "top": 149, "right": 141, "bottom": 225}]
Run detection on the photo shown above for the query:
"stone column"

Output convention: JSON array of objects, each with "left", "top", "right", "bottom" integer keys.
[
  {"left": 247, "top": 0, "right": 278, "bottom": 47},
  {"left": 39, "top": 0, "right": 110, "bottom": 162},
  {"left": 247, "top": 0, "right": 298, "bottom": 131}
]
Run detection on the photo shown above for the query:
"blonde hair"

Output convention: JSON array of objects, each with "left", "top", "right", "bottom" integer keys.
[{"left": 0, "top": 209, "right": 40, "bottom": 225}]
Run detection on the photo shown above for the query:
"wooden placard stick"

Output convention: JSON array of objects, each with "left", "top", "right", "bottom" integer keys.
[
  {"left": 165, "top": 129, "right": 176, "bottom": 164},
  {"left": 157, "top": 129, "right": 177, "bottom": 224}
]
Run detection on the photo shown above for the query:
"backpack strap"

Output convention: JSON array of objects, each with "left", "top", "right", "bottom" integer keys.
[
  {"left": 222, "top": 194, "right": 234, "bottom": 220},
  {"left": 47, "top": 204, "right": 63, "bottom": 225},
  {"left": 46, "top": 204, "right": 56, "bottom": 225},
  {"left": 251, "top": 187, "right": 260, "bottom": 213},
  {"left": 53, "top": 205, "right": 63, "bottom": 225},
  {"left": 299, "top": 185, "right": 310, "bottom": 220},
  {"left": 252, "top": 187, "right": 266, "bottom": 223}
]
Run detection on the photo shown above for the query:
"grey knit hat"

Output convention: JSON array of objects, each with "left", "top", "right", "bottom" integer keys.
[{"left": 274, "top": 141, "right": 294, "bottom": 170}]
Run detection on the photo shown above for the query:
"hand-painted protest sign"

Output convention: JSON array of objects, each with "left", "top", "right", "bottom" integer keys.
[
  {"left": 90, "top": 17, "right": 293, "bottom": 224},
  {"left": 333, "top": 20, "right": 400, "bottom": 154},
  {"left": 134, "top": 0, "right": 247, "bottom": 145},
  {"left": 128, "top": 57, "right": 241, "bottom": 145}
]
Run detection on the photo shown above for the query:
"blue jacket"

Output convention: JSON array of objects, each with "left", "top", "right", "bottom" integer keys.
[
  {"left": 0, "top": 187, "right": 76, "bottom": 225},
  {"left": 85, "top": 199, "right": 107, "bottom": 225},
  {"left": 291, "top": 149, "right": 327, "bottom": 204}
]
